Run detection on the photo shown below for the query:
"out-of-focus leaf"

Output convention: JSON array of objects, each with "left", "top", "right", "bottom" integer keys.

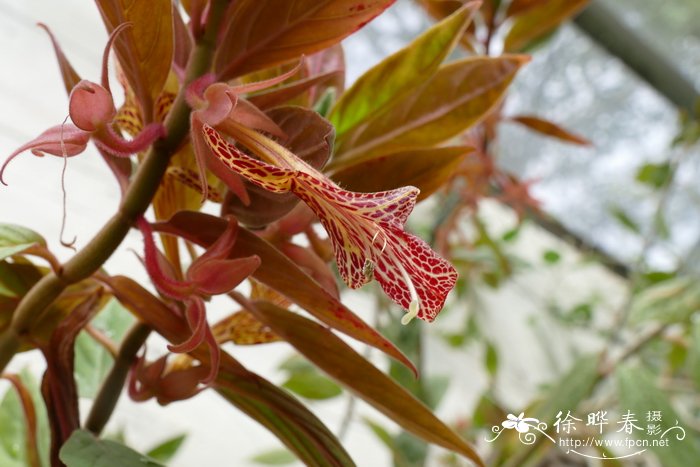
[
  {"left": 509, "top": 115, "right": 591, "bottom": 146},
  {"left": 636, "top": 162, "right": 672, "bottom": 189},
  {"left": 424, "top": 375, "right": 450, "bottom": 411},
  {"left": 59, "top": 430, "right": 163, "bottom": 467},
  {"left": 689, "top": 318, "right": 700, "bottom": 389},
  {"left": 630, "top": 276, "right": 700, "bottom": 324},
  {"left": 331, "top": 55, "right": 527, "bottom": 165},
  {"left": 0, "top": 261, "right": 42, "bottom": 300},
  {"left": 153, "top": 211, "right": 415, "bottom": 373},
  {"left": 364, "top": 418, "right": 395, "bottom": 450},
  {"left": 145, "top": 434, "right": 186, "bottom": 464},
  {"left": 610, "top": 205, "right": 640, "bottom": 234},
  {"left": 245, "top": 301, "right": 484, "bottom": 466},
  {"left": 505, "top": 0, "right": 550, "bottom": 17},
  {"left": 531, "top": 354, "right": 600, "bottom": 424},
  {"left": 328, "top": 3, "right": 477, "bottom": 138},
  {"left": 250, "top": 449, "right": 296, "bottom": 465},
  {"left": 329, "top": 147, "right": 471, "bottom": 201},
  {"left": 0, "top": 373, "right": 35, "bottom": 467},
  {"left": 282, "top": 371, "right": 343, "bottom": 401},
  {"left": 0, "top": 225, "right": 46, "bottom": 259},
  {"left": 484, "top": 341, "right": 499, "bottom": 377},
  {"left": 107, "top": 276, "right": 355, "bottom": 466},
  {"left": 95, "top": 0, "right": 173, "bottom": 120},
  {"left": 74, "top": 299, "right": 135, "bottom": 398},
  {"left": 212, "top": 311, "right": 280, "bottom": 345},
  {"left": 542, "top": 250, "right": 561, "bottom": 264},
  {"left": 616, "top": 365, "right": 700, "bottom": 467},
  {"left": 215, "top": 0, "right": 395, "bottom": 80},
  {"left": 504, "top": 0, "right": 589, "bottom": 52}
]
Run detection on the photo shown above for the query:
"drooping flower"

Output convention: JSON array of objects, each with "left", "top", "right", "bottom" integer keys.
[
  {"left": 136, "top": 216, "right": 260, "bottom": 383},
  {"left": 0, "top": 23, "right": 164, "bottom": 184},
  {"left": 201, "top": 123, "right": 458, "bottom": 323}
]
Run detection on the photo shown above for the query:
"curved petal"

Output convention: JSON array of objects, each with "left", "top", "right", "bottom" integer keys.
[{"left": 1, "top": 124, "right": 89, "bottom": 185}]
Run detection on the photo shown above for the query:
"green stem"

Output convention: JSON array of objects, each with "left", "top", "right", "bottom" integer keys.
[
  {"left": 0, "top": 0, "right": 230, "bottom": 374},
  {"left": 84, "top": 322, "right": 151, "bottom": 435}
]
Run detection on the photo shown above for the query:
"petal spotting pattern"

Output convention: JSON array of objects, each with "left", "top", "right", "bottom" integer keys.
[{"left": 202, "top": 124, "right": 457, "bottom": 322}]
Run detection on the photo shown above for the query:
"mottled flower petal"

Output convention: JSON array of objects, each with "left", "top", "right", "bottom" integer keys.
[{"left": 203, "top": 125, "right": 458, "bottom": 323}]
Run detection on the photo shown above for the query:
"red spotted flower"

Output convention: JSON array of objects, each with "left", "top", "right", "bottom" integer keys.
[{"left": 201, "top": 122, "right": 457, "bottom": 323}]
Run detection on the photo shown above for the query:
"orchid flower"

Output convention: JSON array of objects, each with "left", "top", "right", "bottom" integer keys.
[
  {"left": 137, "top": 216, "right": 260, "bottom": 383},
  {"left": 0, "top": 23, "right": 164, "bottom": 184},
  {"left": 187, "top": 66, "right": 301, "bottom": 204},
  {"left": 201, "top": 124, "right": 458, "bottom": 323}
]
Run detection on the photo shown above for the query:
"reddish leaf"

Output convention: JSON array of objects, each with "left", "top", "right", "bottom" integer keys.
[
  {"left": 153, "top": 211, "right": 416, "bottom": 374},
  {"left": 503, "top": 0, "right": 590, "bottom": 52},
  {"left": 41, "top": 290, "right": 106, "bottom": 465},
  {"left": 505, "top": 0, "right": 551, "bottom": 17},
  {"left": 329, "top": 146, "right": 472, "bottom": 201},
  {"left": 509, "top": 115, "right": 592, "bottom": 146},
  {"left": 95, "top": 0, "right": 174, "bottom": 121},
  {"left": 107, "top": 276, "right": 354, "bottom": 466},
  {"left": 37, "top": 24, "right": 81, "bottom": 94},
  {"left": 215, "top": 0, "right": 395, "bottom": 80},
  {"left": 245, "top": 301, "right": 484, "bottom": 466},
  {"left": 247, "top": 71, "right": 343, "bottom": 110}
]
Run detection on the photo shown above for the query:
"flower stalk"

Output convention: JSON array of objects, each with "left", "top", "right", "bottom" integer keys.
[{"left": 0, "top": 0, "right": 231, "bottom": 374}]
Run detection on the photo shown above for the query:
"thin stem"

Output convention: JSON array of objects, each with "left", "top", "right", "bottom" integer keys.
[
  {"left": 84, "top": 324, "right": 118, "bottom": 358},
  {"left": 0, "top": 0, "right": 231, "bottom": 374},
  {"left": 84, "top": 322, "right": 151, "bottom": 435}
]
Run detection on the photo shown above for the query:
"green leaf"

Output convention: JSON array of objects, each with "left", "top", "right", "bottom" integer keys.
[
  {"left": 250, "top": 448, "right": 297, "bottom": 465},
  {"left": 215, "top": 0, "right": 395, "bottom": 80},
  {"left": 636, "top": 162, "right": 672, "bottom": 189},
  {"left": 610, "top": 205, "right": 641, "bottom": 234},
  {"left": 329, "top": 147, "right": 471, "bottom": 201},
  {"left": 74, "top": 299, "right": 135, "bottom": 398},
  {"left": 542, "top": 250, "right": 561, "bottom": 264},
  {"left": 424, "top": 375, "right": 450, "bottom": 411},
  {"left": 282, "top": 372, "right": 343, "bottom": 400},
  {"left": 0, "top": 224, "right": 46, "bottom": 262},
  {"left": 145, "top": 434, "right": 186, "bottom": 464},
  {"left": 59, "top": 430, "right": 163, "bottom": 467},
  {"left": 484, "top": 341, "right": 499, "bottom": 377},
  {"left": 0, "top": 370, "right": 50, "bottom": 467},
  {"left": 616, "top": 365, "right": 700, "bottom": 467},
  {"left": 331, "top": 55, "right": 527, "bottom": 165},
  {"left": 329, "top": 3, "right": 478, "bottom": 138},
  {"left": 245, "top": 301, "right": 484, "bottom": 466},
  {"left": 364, "top": 418, "right": 395, "bottom": 450},
  {"left": 689, "top": 319, "right": 700, "bottom": 389},
  {"left": 531, "top": 354, "right": 600, "bottom": 423},
  {"left": 630, "top": 276, "right": 700, "bottom": 324},
  {"left": 504, "top": 0, "right": 590, "bottom": 52}
]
